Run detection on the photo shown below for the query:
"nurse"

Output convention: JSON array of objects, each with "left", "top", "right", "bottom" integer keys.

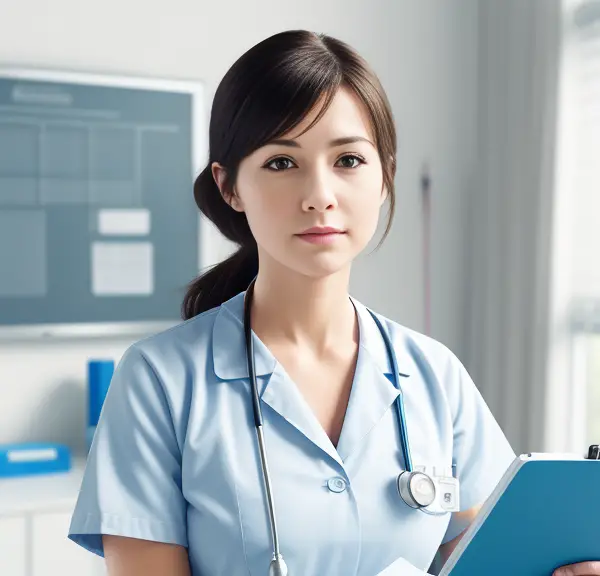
[{"left": 68, "top": 30, "right": 599, "bottom": 576}]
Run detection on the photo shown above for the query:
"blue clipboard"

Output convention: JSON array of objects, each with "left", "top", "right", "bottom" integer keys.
[{"left": 440, "top": 452, "right": 600, "bottom": 576}]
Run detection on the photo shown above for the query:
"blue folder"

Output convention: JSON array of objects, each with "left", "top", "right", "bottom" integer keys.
[
  {"left": 0, "top": 442, "right": 71, "bottom": 478},
  {"left": 440, "top": 453, "right": 600, "bottom": 576}
]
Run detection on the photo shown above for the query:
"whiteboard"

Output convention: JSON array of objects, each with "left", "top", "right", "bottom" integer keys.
[{"left": 0, "top": 68, "right": 207, "bottom": 339}]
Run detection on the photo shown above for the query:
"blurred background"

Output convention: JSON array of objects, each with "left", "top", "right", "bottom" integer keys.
[{"left": 0, "top": 0, "right": 598, "bottom": 574}]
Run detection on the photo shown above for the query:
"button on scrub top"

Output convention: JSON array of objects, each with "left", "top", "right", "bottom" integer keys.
[{"left": 68, "top": 292, "right": 515, "bottom": 575}]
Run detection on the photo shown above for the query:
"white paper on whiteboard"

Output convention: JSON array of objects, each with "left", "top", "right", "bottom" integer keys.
[
  {"left": 91, "top": 242, "right": 154, "bottom": 296},
  {"left": 97, "top": 209, "right": 151, "bottom": 236}
]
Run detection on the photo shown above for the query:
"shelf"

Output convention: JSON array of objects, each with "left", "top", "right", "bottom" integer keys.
[{"left": 0, "top": 457, "right": 86, "bottom": 515}]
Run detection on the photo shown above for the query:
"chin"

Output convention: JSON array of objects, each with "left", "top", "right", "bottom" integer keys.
[{"left": 289, "top": 254, "right": 354, "bottom": 279}]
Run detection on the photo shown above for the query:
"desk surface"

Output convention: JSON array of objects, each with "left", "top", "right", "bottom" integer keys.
[{"left": 0, "top": 457, "right": 86, "bottom": 515}]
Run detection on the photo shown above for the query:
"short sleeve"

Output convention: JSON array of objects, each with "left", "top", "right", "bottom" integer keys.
[
  {"left": 68, "top": 344, "right": 188, "bottom": 556},
  {"left": 440, "top": 356, "right": 516, "bottom": 544}
]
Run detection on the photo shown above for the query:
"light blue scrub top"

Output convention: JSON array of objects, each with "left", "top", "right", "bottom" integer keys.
[{"left": 68, "top": 291, "right": 515, "bottom": 575}]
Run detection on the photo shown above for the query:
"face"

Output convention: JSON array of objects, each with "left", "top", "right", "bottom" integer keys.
[{"left": 214, "top": 87, "right": 386, "bottom": 280}]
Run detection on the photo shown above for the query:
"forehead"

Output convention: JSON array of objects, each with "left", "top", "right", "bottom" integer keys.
[{"left": 283, "top": 87, "right": 375, "bottom": 144}]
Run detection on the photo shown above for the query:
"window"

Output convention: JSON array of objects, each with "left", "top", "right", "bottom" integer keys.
[
  {"left": 570, "top": 327, "right": 600, "bottom": 448},
  {"left": 557, "top": 0, "right": 600, "bottom": 448},
  {"left": 589, "top": 336, "right": 600, "bottom": 443}
]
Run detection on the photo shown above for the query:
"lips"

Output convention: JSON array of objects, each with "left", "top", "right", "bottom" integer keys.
[
  {"left": 295, "top": 226, "right": 346, "bottom": 245},
  {"left": 297, "top": 226, "right": 345, "bottom": 235}
]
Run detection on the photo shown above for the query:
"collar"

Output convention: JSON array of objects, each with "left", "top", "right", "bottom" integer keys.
[{"left": 211, "top": 291, "right": 413, "bottom": 381}]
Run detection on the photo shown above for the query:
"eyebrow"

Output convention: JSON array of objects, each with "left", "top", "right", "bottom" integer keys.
[{"left": 267, "top": 136, "right": 375, "bottom": 149}]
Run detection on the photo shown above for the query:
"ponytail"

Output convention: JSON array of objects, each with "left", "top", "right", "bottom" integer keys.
[
  {"left": 182, "top": 165, "right": 258, "bottom": 319},
  {"left": 182, "top": 244, "right": 258, "bottom": 319}
]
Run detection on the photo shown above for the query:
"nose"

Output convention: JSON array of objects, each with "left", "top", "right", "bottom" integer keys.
[{"left": 301, "top": 170, "right": 338, "bottom": 213}]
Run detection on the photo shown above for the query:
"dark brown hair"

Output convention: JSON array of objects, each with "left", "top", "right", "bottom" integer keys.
[{"left": 182, "top": 30, "right": 397, "bottom": 319}]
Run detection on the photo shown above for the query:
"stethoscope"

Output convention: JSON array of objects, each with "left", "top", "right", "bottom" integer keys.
[{"left": 243, "top": 278, "right": 453, "bottom": 576}]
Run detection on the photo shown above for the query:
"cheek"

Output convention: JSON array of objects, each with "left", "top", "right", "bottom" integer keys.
[
  {"left": 344, "top": 195, "right": 384, "bottom": 250},
  {"left": 348, "top": 178, "right": 384, "bottom": 222},
  {"left": 241, "top": 188, "right": 294, "bottom": 240}
]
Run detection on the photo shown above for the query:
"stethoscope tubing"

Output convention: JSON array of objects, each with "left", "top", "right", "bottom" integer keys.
[
  {"left": 244, "top": 281, "right": 283, "bottom": 560},
  {"left": 242, "top": 278, "right": 419, "bottom": 574}
]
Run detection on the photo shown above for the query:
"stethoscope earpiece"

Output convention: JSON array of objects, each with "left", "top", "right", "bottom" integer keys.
[{"left": 397, "top": 470, "right": 437, "bottom": 509}]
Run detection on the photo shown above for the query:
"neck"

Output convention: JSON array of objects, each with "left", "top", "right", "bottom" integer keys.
[{"left": 251, "top": 264, "right": 356, "bottom": 353}]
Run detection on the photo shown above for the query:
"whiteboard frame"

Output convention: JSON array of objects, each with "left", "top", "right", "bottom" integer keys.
[{"left": 0, "top": 66, "right": 207, "bottom": 340}]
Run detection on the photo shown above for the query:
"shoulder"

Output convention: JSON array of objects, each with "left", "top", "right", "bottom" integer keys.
[
  {"left": 364, "top": 305, "right": 474, "bottom": 412},
  {"left": 367, "top": 305, "right": 465, "bottom": 378},
  {"left": 112, "top": 305, "right": 223, "bottom": 400},
  {"left": 105, "top": 305, "right": 226, "bottom": 443},
  {"left": 133, "top": 305, "right": 221, "bottom": 367}
]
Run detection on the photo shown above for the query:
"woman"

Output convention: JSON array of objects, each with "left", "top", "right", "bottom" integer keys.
[{"left": 68, "top": 30, "right": 598, "bottom": 576}]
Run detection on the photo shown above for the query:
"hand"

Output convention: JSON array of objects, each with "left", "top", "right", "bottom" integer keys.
[{"left": 553, "top": 561, "right": 600, "bottom": 575}]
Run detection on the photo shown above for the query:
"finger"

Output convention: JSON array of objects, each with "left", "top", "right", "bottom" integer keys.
[{"left": 553, "top": 561, "right": 600, "bottom": 576}]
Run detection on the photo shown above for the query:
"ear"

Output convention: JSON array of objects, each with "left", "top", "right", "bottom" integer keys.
[{"left": 211, "top": 161, "right": 244, "bottom": 212}]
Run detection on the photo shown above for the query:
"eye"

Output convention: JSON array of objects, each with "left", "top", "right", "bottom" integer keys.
[
  {"left": 335, "top": 154, "right": 365, "bottom": 169},
  {"left": 264, "top": 157, "right": 296, "bottom": 171}
]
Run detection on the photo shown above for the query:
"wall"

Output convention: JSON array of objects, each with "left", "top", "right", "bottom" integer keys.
[{"left": 0, "top": 0, "right": 479, "bottom": 453}]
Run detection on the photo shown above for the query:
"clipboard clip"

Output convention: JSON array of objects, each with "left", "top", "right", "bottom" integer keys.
[{"left": 586, "top": 445, "right": 600, "bottom": 460}]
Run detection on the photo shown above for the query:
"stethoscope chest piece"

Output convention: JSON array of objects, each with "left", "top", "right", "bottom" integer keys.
[
  {"left": 397, "top": 470, "right": 437, "bottom": 509},
  {"left": 269, "top": 555, "right": 288, "bottom": 576}
]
